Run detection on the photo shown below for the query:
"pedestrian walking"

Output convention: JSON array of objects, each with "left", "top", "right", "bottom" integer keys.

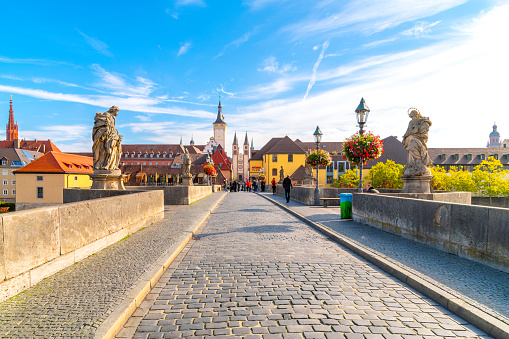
[
  {"left": 271, "top": 178, "right": 277, "bottom": 195},
  {"left": 282, "top": 175, "right": 293, "bottom": 203},
  {"left": 261, "top": 180, "right": 265, "bottom": 192}
]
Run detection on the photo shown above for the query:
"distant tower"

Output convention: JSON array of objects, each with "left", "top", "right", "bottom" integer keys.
[
  {"left": 190, "top": 134, "right": 195, "bottom": 146},
  {"left": 243, "top": 132, "right": 251, "bottom": 181},
  {"left": 6, "top": 95, "right": 18, "bottom": 142},
  {"left": 487, "top": 123, "right": 501, "bottom": 148},
  {"left": 251, "top": 138, "right": 254, "bottom": 150},
  {"left": 213, "top": 99, "right": 226, "bottom": 150},
  {"left": 232, "top": 132, "right": 240, "bottom": 180},
  {"left": 180, "top": 134, "right": 183, "bottom": 146}
]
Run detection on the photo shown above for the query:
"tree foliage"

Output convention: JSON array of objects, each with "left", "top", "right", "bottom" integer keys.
[
  {"left": 331, "top": 169, "right": 359, "bottom": 188},
  {"left": 430, "top": 157, "right": 509, "bottom": 196},
  {"left": 369, "top": 160, "right": 404, "bottom": 189}
]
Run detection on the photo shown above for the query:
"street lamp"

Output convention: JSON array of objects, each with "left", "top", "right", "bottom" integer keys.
[
  {"left": 313, "top": 126, "right": 323, "bottom": 205},
  {"left": 355, "top": 98, "right": 370, "bottom": 193}
]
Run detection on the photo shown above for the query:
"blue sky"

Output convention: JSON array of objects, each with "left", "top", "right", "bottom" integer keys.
[{"left": 1, "top": 0, "right": 508, "bottom": 152}]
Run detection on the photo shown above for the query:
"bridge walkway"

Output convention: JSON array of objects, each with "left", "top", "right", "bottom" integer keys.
[{"left": 125, "top": 192, "right": 496, "bottom": 338}]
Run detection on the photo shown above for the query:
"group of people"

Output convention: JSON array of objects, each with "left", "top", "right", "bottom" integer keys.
[
  {"left": 271, "top": 176, "right": 293, "bottom": 203},
  {"left": 223, "top": 179, "right": 266, "bottom": 192}
]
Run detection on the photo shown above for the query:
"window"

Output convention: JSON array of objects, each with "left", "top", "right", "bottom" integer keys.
[
  {"left": 337, "top": 162, "right": 346, "bottom": 177},
  {"left": 155, "top": 162, "right": 158, "bottom": 165},
  {"left": 233, "top": 150, "right": 237, "bottom": 155},
  {"left": 37, "top": 187, "right": 43, "bottom": 199},
  {"left": 2, "top": 180, "right": 7, "bottom": 185},
  {"left": 137, "top": 162, "right": 140, "bottom": 165},
  {"left": 272, "top": 168, "right": 278, "bottom": 176},
  {"left": 219, "top": 163, "right": 223, "bottom": 168},
  {"left": 143, "top": 162, "right": 146, "bottom": 165},
  {"left": 326, "top": 163, "right": 334, "bottom": 184},
  {"left": 288, "top": 154, "right": 293, "bottom": 162},
  {"left": 2, "top": 170, "right": 7, "bottom": 175},
  {"left": 272, "top": 154, "right": 278, "bottom": 162},
  {"left": 453, "top": 154, "right": 459, "bottom": 161},
  {"left": 157, "top": 154, "right": 160, "bottom": 158},
  {"left": 74, "top": 176, "right": 78, "bottom": 181},
  {"left": 479, "top": 154, "right": 485, "bottom": 160},
  {"left": 149, "top": 162, "right": 153, "bottom": 165},
  {"left": 1, "top": 160, "right": 6, "bottom": 166},
  {"left": 138, "top": 154, "right": 141, "bottom": 158},
  {"left": 150, "top": 154, "right": 153, "bottom": 158},
  {"left": 2, "top": 189, "right": 7, "bottom": 195},
  {"left": 11, "top": 189, "right": 15, "bottom": 195},
  {"left": 11, "top": 180, "right": 15, "bottom": 185},
  {"left": 466, "top": 154, "right": 472, "bottom": 161}
]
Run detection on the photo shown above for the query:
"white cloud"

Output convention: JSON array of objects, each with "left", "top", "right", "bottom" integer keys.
[
  {"left": 91, "top": 64, "right": 157, "bottom": 97},
  {"left": 257, "top": 56, "right": 296, "bottom": 75},
  {"left": 165, "top": 8, "right": 179, "bottom": 19},
  {"left": 243, "top": 0, "right": 288, "bottom": 10},
  {"left": 177, "top": 42, "right": 192, "bottom": 56},
  {"left": 215, "top": 28, "right": 258, "bottom": 58},
  {"left": 176, "top": 0, "right": 206, "bottom": 6},
  {"left": 75, "top": 29, "right": 113, "bottom": 57},
  {"left": 0, "top": 75, "right": 23, "bottom": 81},
  {"left": 402, "top": 21, "right": 441, "bottom": 37},
  {"left": 231, "top": 5, "right": 509, "bottom": 149},
  {"left": 284, "top": 0, "right": 465, "bottom": 38},
  {"left": 303, "top": 40, "right": 329, "bottom": 100}
]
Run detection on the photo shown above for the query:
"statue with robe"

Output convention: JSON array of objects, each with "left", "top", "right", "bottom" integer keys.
[
  {"left": 279, "top": 166, "right": 284, "bottom": 183},
  {"left": 183, "top": 148, "right": 191, "bottom": 176},
  {"left": 92, "top": 106, "right": 122, "bottom": 171},
  {"left": 402, "top": 108, "right": 432, "bottom": 176}
]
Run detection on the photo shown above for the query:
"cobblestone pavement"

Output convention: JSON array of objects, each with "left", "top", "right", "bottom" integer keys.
[
  {"left": 130, "top": 192, "right": 492, "bottom": 338},
  {"left": 259, "top": 192, "right": 509, "bottom": 321},
  {"left": 0, "top": 191, "right": 226, "bottom": 338}
]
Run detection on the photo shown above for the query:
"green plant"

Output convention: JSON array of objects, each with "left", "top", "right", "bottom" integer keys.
[
  {"left": 331, "top": 169, "right": 360, "bottom": 188},
  {"left": 369, "top": 160, "right": 403, "bottom": 189}
]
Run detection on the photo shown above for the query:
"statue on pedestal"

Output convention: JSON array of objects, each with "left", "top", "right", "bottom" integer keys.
[
  {"left": 279, "top": 166, "right": 284, "bottom": 184},
  {"left": 401, "top": 108, "right": 433, "bottom": 193},
  {"left": 93, "top": 106, "right": 122, "bottom": 170},
  {"left": 90, "top": 106, "right": 126, "bottom": 190},
  {"left": 182, "top": 148, "right": 193, "bottom": 186},
  {"left": 303, "top": 151, "right": 315, "bottom": 185}
]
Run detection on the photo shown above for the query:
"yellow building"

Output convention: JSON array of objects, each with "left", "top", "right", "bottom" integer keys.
[
  {"left": 249, "top": 136, "right": 348, "bottom": 187},
  {"left": 14, "top": 152, "right": 93, "bottom": 210}
]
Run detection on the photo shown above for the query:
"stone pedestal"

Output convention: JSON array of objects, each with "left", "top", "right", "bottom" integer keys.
[
  {"left": 401, "top": 175, "right": 433, "bottom": 194},
  {"left": 182, "top": 174, "right": 193, "bottom": 186},
  {"left": 303, "top": 177, "right": 315, "bottom": 186},
  {"left": 91, "top": 169, "right": 126, "bottom": 190}
]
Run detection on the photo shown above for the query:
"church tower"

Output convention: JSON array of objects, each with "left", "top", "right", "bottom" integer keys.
[
  {"left": 487, "top": 123, "right": 501, "bottom": 148},
  {"left": 6, "top": 95, "right": 18, "bottom": 142},
  {"left": 232, "top": 132, "right": 240, "bottom": 180},
  {"left": 213, "top": 99, "right": 226, "bottom": 150},
  {"left": 243, "top": 132, "right": 251, "bottom": 182}
]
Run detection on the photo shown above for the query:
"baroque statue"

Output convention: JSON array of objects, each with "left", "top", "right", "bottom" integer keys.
[
  {"left": 402, "top": 108, "right": 432, "bottom": 176},
  {"left": 92, "top": 106, "right": 122, "bottom": 171},
  {"left": 183, "top": 148, "right": 191, "bottom": 176},
  {"left": 279, "top": 166, "right": 284, "bottom": 183}
]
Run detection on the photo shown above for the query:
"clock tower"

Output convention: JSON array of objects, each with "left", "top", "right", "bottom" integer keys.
[{"left": 213, "top": 99, "right": 226, "bottom": 150}]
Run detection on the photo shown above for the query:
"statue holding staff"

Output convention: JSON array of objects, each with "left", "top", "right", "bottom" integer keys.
[{"left": 92, "top": 106, "right": 122, "bottom": 171}]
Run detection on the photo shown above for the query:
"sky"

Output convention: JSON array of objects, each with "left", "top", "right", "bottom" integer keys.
[{"left": 1, "top": 0, "right": 508, "bottom": 153}]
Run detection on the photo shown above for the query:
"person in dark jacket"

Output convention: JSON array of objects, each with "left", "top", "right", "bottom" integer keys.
[
  {"left": 282, "top": 175, "right": 293, "bottom": 203},
  {"left": 271, "top": 178, "right": 277, "bottom": 195}
]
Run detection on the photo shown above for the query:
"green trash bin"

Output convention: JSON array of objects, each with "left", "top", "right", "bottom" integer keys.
[{"left": 340, "top": 193, "right": 352, "bottom": 219}]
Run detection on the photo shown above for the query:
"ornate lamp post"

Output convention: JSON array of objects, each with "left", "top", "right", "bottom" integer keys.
[
  {"left": 355, "top": 98, "right": 370, "bottom": 193},
  {"left": 313, "top": 126, "right": 323, "bottom": 205}
]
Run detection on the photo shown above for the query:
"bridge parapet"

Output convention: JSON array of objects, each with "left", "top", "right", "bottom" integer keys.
[{"left": 0, "top": 190, "right": 164, "bottom": 302}]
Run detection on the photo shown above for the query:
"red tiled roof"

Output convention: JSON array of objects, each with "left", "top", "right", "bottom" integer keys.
[
  {"left": 14, "top": 152, "right": 93, "bottom": 174},
  {"left": 0, "top": 139, "right": 61, "bottom": 154},
  {"left": 266, "top": 136, "right": 306, "bottom": 154}
]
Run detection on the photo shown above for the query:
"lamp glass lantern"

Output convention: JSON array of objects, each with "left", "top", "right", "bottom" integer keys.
[
  {"left": 313, "top": 126, "right": 323, "bottom": 145},
  {"left": 355, "top": 97, "right": 370, "bottom": 130}
]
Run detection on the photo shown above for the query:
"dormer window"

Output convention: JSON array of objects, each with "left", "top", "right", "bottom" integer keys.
[
  {"left": 439, "top": 154, "right": 446, "bottom": 161},
  {"left": 479, "top": 154, "right": 485, "bottom": 160},
  {"left": 1, "top": 160, "right": 6, "bottom": 166},
  {"left": 466, "top": 154, "right": 472, "bottom": 161},
  {"left": 453, "top": 154, "right": 459, "bottom": 161}
]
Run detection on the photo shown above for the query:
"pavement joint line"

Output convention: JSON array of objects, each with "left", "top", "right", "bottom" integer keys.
[
  {"left": 94, "top": 192, "right": 227, "bottom": 339},
  {"left": 258, "top": 193, "right": 509, "bottom": 339}
]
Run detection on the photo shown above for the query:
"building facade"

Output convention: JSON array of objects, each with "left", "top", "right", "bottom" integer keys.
[
  {"left": 14, "top": 152, "right": 93, "bottom": 210},
  {"left": 0, "top": 148, "right": 43, "bottom": 203}
]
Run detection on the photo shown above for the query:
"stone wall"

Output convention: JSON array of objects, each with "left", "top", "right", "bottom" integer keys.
[
  {"left": 63, "top": 188, "right": 142, "bottom": 203},
  {"left": 0, "top": 190, "right": 164, "bottom": 302},
  {"left": 126, "top": 185, "right": 212, "bottom": 205},
  {"left": 472, "top": 197, "right": 509, "bottom": 208},
  {"left": 352, "top": 193, "right": 509, "bottom": 272}
]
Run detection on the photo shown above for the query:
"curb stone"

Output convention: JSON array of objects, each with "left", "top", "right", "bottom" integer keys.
[
  {"left": 258, "top": 193, "right": 509, "bottom": 339},
  {"left": 94, "top": 192, "right": 227, "bottom": 339}
]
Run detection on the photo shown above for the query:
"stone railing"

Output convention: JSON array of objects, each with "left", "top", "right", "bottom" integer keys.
[
  {"left": 0, "top": 190, "right": 164, "bottom": 302},
  {"left": 126, "top": 185, "right": 212, "bottom": 205},
  {"left": 352, "top": 193, "right": 509, "bottom": 272}
]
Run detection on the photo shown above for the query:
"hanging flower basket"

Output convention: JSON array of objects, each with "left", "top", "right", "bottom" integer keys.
[
  {"left": 343, "top": 131, "right": 384, "bottom": 165},
  {"left": 258, "top": 174, "right": 266, "bottom": 181},
  {"left": 203, "top": 164, "right": 217, "bottom": 176},
  {"left": 306, "top": 149, "right": 332, "bottom": 168}
]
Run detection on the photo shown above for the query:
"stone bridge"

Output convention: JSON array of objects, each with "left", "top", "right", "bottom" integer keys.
[{"left": 0, "top": 191, "right": 508, "bottom": 338}]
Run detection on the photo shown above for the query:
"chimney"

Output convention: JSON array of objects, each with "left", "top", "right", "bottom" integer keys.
[
  {"left": 41, "top": 144, "right": 46, "bottom": 153},
  {"left": 14, "top": 139, "right": 20, "bottom": 149}
]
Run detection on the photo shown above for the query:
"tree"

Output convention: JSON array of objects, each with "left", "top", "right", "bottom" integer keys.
[
  {"left": 472, "top": 157, "right": 509, "bottom": 197},
  {"left": 332, "top": 169, "right": 359, "bottom": 188},
  {"left": 369, "top": 160, "right": 404, "bottom": 189},
  {"left": 430, "top": 166, "right": 451, "bottom": 191}
]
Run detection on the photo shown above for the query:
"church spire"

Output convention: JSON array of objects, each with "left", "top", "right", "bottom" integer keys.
[
  {"left": 214, "top": 98, "right": 226, "bottom": 124},
  {"left": 233, "top": 131, "right": 238, "bottom": 145},
  {"left": 6, "top": 95, "right": 18, "bottom": 142},
  {"left": 251, "top": 138, "right": 254, "bottom": 150},
  {"left": 180, "top": 134, "right": 183, "bottom": 145},
  {"left": 244, "top": 132, "right": 249, "bottom": 145}
]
